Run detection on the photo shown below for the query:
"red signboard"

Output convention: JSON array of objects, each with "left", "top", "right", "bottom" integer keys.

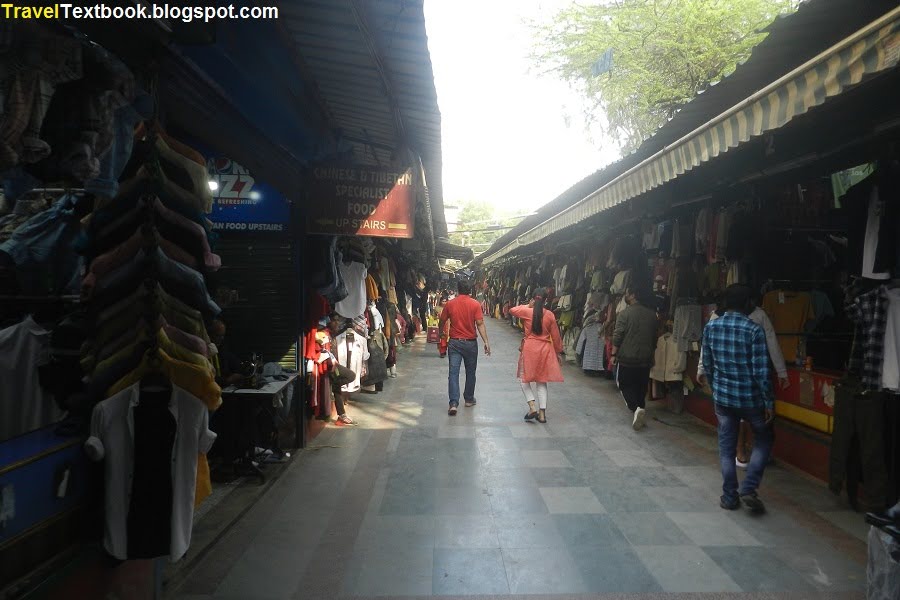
[{"left": 307, "top": 165, "right": 416, "bottom": 238}]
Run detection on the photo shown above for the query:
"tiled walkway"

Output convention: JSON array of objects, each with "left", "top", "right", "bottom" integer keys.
[{"left": 169, "top": 319, "right": 868, "bottom": 599}]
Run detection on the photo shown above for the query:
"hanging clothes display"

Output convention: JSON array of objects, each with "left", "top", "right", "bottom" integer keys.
[
  {"left": 333, "top": 330, "right": 369, "bottom": 393},
  {"left": 335, "top": 261, "right": 367, "bottom": 319}
]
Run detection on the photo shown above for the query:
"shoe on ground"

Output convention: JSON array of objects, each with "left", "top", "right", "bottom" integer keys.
[
  {"left": 736, "top": 457, "right": 749, "bottom": 469},
  {"left": 465, "top": 400, "right": 476, "bottom": 407},
  {"left": 524, "top": 411, "right": 539, "bottom": 422},
  {"left": 336, "top": 415, "right": 356, "bottom": 426},
  {"left": 632, "top": 407, "right": 647, "bottom": 430},
  {"left": 720, "top": 495, "right": 740, "bottom": 510},
  {"left": 741, "top": 493, "right": 766, "bottom": 514},
  {"left": 448, "top": 405, "right": 458, "bottom": 416}
]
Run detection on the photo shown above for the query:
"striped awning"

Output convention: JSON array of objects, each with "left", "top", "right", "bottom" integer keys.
[{"left": 483, "top": 6, "right": 900, "bottom": 265}]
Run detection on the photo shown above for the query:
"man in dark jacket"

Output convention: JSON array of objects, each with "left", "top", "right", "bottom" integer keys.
[{"left": 612, "top": 286, "right": 658, "bottom": 430}]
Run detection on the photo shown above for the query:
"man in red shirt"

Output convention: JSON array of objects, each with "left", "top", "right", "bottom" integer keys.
[{"left": 439, "top": 279, "right": 491, "bottom": 415}]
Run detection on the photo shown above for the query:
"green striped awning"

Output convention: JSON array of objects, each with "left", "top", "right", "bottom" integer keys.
[{"left": 483, "top": 7, "right": 900, "bottom": 265}]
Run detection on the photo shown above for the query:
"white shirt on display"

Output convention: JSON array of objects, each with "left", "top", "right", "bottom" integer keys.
[
  {"left": 84, "top": 383, "right": 216, "bottom": 561},
  {"left": 881, "top": 288, "right": 900, "bottom": 392},
  {"left": 333, "top": 331, "right": 370, "bottom": 392}
]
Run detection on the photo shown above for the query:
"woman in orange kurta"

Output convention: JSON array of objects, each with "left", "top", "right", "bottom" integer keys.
[{"left": 509, "top": 290, "right": 564, "bottom": 423}]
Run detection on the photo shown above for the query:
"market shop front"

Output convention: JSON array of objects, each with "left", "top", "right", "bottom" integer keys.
[{"left": 476, "top": 0, "right": 900, "bottom": 514}]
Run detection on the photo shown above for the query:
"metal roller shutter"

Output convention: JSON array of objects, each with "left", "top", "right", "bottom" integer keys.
[{"left": 213, "top": 236, "right": 298, "bottom": 369}]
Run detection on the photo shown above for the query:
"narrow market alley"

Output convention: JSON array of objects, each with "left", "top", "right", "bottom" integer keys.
[{"left": 168, "top": 319, "right": 868, "bottom": 600}]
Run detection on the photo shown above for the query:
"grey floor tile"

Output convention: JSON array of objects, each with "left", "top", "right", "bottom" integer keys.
[
  {"left": 432, "top": 548, "right": 509, "bottom": 595},
  {"left": 521, "top": 449, "right": 573, "bottom": 468},
  {"left": 435, "top": 486, "right": 493, "bottom": 515},
  {"left": 705, "top": 546, "right": 818, "bottom": 592},
  {"left": 591, "top": 434, "right": 643, "bottom": 451},
  {"left": 634, "top": 545, "right": 741, "bottom": 592},
  {"left": 622, "top": 467, "right": 689, "bottom": 487},
  {"left": 539, "top": 486, "right": 606, "bottom": 514},
  {"left": 561, "top": 447, "right": 618, "bottom": 471},
  {"left": 495, "top": 514, "right": 567, "bottom": 548},
  {"left": 650, "top": 485, "right": 720, "bottom": 512},
  {"left": 355, "top": 515, "right": 436, "bottom": 550},
  {"left": 434, "top": 515, "right": 500, "bottom": 548},
  {"left": 474, "top": 425, "right": 513, "bottom": 438},
  {"left": 488, "top": 485, "right": 549, "bottom": 515},
  {"left": 607, "top": 450, "right": 663, "bottom": 467},
  {"left": 478, "top": 448, "right": 525, "bottom": 469},
  {"left": 510, "top": 423, "right": 551, "bottom": 438},
  {"left": 343, "top": 543, "right": 434, "bottom": 596},
  {"left": 379, "top": 487, "right": 436, "bottom": 516},
  {"left": 816, "top": 510, "right": 869, "bottom": 542},
  {"left": 552, "top": 513, "right": 627, "bottom": 547},
  {"left": 771, "top": 543, "right": 866, "bottom": 592},
  {"left": 530, "top": 467, "right": 587, "bottom": 487},
  {"left": 571, "top": 543, "right": 663, "bottom": 592},
  {"left": 666, "top": 511, "right": 762, "bottom": 546},
  {"left": 610, "top": 512, "right": 693, "bottom": 545},
  {"left": 514, "top": 436, "right": 562, "bottom": 450},
  {"left": 481, "top": 467, "right": 538, "bottom": 490},
  {"left": 591, "top": 485, "right": 660, "bottom": 513},
  {"left": 476, "top": 437, "right": 520, "bottom": 453},
  {"left": 437, "top": 424, "right": 475, "bottom": 438},
  {"left": 502, "top": 547, "right": 588, "bottom": 594}
]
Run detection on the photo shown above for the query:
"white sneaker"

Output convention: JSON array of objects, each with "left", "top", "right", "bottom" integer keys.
[
  {"left": 735, "top": 457, "right": 749, "bottom": 469},
  {"left": 632, "top": 407, "right": 647, "bottom": 431}
]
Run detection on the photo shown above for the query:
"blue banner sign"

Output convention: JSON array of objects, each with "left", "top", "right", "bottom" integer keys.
[{"left": 206, "top": 155, "right": 291, "bottom": 233}]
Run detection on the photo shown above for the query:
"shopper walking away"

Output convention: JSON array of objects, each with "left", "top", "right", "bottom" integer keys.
[
  {"left": 509, "top": 290, "right": 564, "bottom": 423},
  {"left": 698, "top": 294, "right": 789, "bottom": 468},
  {"left": 612, "top": 286, "right": 658, "bottom": 430},
  {"left": 439, "top": 279, "right": 491, "bottom": 416},
  {"left": 699, "top": 284, "right": 774, "bottom": 513}
]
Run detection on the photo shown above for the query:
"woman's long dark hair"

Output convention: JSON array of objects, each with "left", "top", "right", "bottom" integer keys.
[{"left": 532, "top": 292, "right": 545, "bottom": 335}]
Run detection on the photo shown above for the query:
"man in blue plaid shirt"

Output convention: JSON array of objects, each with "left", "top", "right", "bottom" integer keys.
[{"left": 700, "top": 285, "right": 774, "bottom": 513}]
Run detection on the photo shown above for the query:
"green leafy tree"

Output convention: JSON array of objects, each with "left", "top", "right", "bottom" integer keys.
[
  {"left": 450, "top": 201, "right": 523, "bottom": 253},
  {"left": 531, "top": 0, "right": 798, "bottom": 152}
]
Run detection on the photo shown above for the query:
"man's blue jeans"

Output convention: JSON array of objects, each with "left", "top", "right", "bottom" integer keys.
[
  {"left": 715, "top": 404, "right": 774, "bottom": 503},
  {"left": 448, "top": 339, "right": 478, "bottom": 406}
]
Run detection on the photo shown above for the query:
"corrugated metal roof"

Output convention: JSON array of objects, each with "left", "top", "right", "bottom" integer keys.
[
  {"left": 476, "top": 0, "right": 899, "bottom": 265},
  {"left": 281, "top": 0, "right": 446, "bottom": 238}
]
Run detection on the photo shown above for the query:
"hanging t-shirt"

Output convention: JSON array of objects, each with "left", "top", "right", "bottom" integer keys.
[
  {"left": 335, "top": 262, "right": 368, "bottom": 319},
  {"left": 881, "top": 288, "right": 900, "bottom": 392},
  {"left": 761, "top": 290, "right": 816, "bottom": 364}
]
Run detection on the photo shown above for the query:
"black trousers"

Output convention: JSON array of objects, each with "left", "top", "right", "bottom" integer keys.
[
  {"left": 331, "top": 367, "right": 356, "bottom": 417},
  {"left": 829, "top": 378, "right": 888, "bottom": 510},
  {"left": 616, "top": 364, "right": 650, "bottom": 412}
]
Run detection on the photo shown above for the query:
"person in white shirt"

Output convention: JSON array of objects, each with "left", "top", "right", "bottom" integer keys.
[{"left": 699, "top": 298, "right": 789, "bottom": 467}]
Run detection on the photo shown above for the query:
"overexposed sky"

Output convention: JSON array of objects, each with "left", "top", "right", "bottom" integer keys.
[{"left": 424, "top": 0, "right": 620, "bottom": 215}]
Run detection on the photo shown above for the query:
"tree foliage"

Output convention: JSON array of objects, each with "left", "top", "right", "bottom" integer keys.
[
  {"left": 531, "top": 0, "right": 798, "bottom": 152},
  {"left": 449, "top": 201, "right": 523, "bottom": 252}
]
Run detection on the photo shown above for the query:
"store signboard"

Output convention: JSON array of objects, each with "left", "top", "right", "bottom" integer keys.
[
  {"left": 307, "top": 165, "right": 415, "bottom": 238},
  {"left": 205, "top": 155, "right": 291, "bottom": 234}
]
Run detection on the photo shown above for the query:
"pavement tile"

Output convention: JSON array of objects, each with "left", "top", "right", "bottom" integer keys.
[
  {"left": 502, "top": 547, "right": 588, "bottom": 594},
  {"left": 343, "top": 542, "right": 434, "bottom": 596},
  {"left": 610, "top": 512, "right": 693, "bottom": 545},
  {"left": 488, "top": 485, "right": 549, "bottom": 515},
  {"left": 539, "top": 486, "right": 607, "bottom": 514},
  {"left": 521, "top": 449, "right": 573, "bottom": 468},
  {"left": 666, "top": 511, "right": 762, "bottom": 546},
  {"left": 529, "top": 467, "right": 588, "bottom": 487},
  {"left": 434, "top": 515, "right": 500, "bottom": 548},
  {"left": 433, "top": 548, "right": 509, "bottom": 595},
  {"left": 607, "top": 449, "right": 664, "bottom": 467},
  {"left": 552, "top": 513, "right": 627, "bottom": 547},
  {"left": 571, "top": 542, "right": 663, "bottom": 592},
  {"left": 494, "top": 514, "right": 567, "bottom": 548},
  {"left": 704, "top": 545, "right": 818, "bottom": 592},
  {"left": 634, "top": 545, "right": 741, "bottom": 592}
]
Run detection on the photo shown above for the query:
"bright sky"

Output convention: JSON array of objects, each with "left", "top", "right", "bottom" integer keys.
[{"left": 424, "top": 0, "right": 621, "bottom": 216}]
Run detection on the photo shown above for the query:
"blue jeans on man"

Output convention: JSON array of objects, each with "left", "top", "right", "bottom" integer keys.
[
  {"left": 448, "top": 339, "right": 478, "bottom": 407},
  {"left": 715, "top": 404, "right": 774, "bottom": 506}
]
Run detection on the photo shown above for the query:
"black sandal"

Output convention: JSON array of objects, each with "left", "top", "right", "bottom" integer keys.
[
  {"left": 537, "top": 413, "right": 547, "bottom": 423},
  {"left": 524, "top": 411, "right": 539, "bottom": 422}
]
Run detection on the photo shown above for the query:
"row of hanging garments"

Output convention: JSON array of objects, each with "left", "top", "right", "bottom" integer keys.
[{"left": 80, "top": 130, "right": 222, "bottom": 562}]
